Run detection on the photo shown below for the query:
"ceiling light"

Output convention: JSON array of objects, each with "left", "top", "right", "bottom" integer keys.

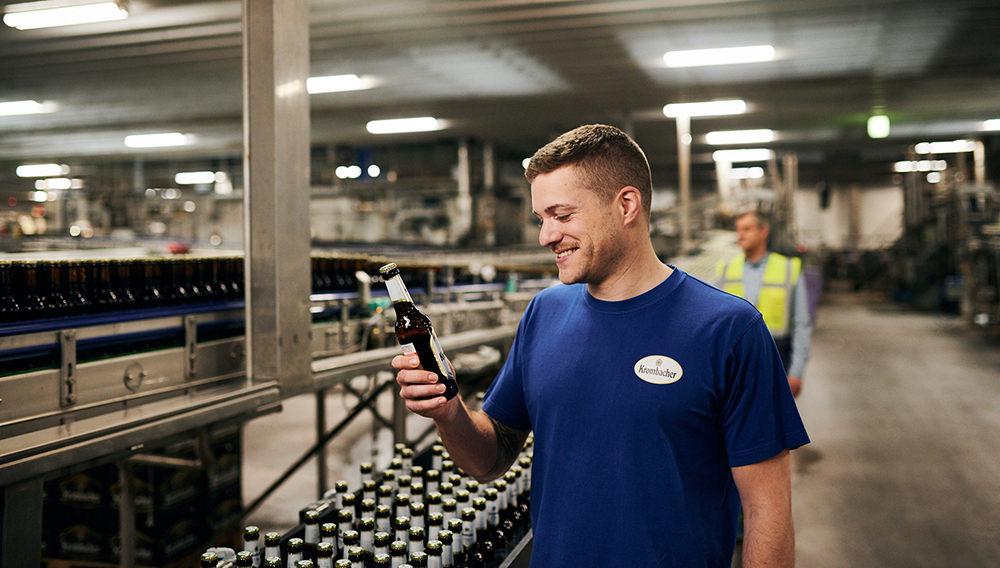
[
  {"left": 3, "top": 0, "right": 128, "bottom": 30},
  {"left": 712, "top": 148, "right": 774, "bottom": 163},
  {"left": 16, "top": 163, "right": 68, "bottom": 177},
  {"left": 867, "top": 114, "right": 890, "bottom": 139},
  {"left": 663, "top": 100, "right": 746, "bottom": 118},
  {"left": 366, "top": 117, "right": 442, "bottom": 134},
  {"left": 914, "top": 140, "right": 975, "bottom": 154},
  {"left": 706, "top": 129, "right": 774, "bottom": 145},
  {"left": 983, "top": 119, "right": 1000, "bottom": 131},
  {"left": 664, "top": 45, "right": 775, "bottom": 68},
  {"left": 175, "top": 171, "right": 217, "bottom": 185},
  {"left": 894, "top": 160, "right": 947, "bottom": 173},
  {"left": 0, "top": 99, "right": 56, "bottom": 116},
  {"left": 730, "top": 167, "right": 765, "bottom": 179},
  {"left": 124, "top": 132, "right": 192, "bottom": 148},
  {"left": 35, "top": 177, "right": 73, "bottom": 190},
  {"left": 307, "top": 74, "right": 374, "bottom": 94}
]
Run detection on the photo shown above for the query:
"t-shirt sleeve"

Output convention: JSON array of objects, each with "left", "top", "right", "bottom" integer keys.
[{"left": 721, "top": 313, "right": 810, "bottom": 467}]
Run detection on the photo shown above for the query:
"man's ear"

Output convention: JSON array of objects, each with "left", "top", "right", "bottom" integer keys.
[{"left": 618, "top": 186, "right": 643, "bottom": 226}]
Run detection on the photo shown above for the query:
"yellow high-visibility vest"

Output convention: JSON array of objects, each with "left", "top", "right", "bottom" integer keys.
[{"left": 716, "top": 252, "right": 802, "bottom": 337}]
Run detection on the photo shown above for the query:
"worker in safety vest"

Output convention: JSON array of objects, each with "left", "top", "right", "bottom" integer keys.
[{"left": 716, "top": 210, "right": 812, "bottom": 397}]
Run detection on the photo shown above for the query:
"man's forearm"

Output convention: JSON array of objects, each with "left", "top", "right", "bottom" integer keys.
[
  {"left": 740, "top": 505, "right": 795, "bottom": 567},
  {"left": 433, "top": 399, "right": 527, "bottom": 482}
]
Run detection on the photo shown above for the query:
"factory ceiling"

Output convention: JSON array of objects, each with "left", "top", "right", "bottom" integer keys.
[{"left": 2, "top": 0, "right": 1000, "bottom": 186}]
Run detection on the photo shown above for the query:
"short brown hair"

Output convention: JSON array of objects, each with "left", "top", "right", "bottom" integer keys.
[{"left": 525, "top": 124, "right": 652, "bottom": 216}]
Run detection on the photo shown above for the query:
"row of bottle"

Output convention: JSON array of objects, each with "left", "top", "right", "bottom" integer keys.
[
  {"left": 0, "top": 256, "right": 245, "bottom": 323},
  {"left": 204, "top": 440, "right": 533, "bottom": 568},
  {"left": 0, "top": 254, "right": 504, "bottom": 325}
]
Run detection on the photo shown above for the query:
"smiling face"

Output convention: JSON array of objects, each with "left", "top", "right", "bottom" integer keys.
[{"left": 531, "top": 165, "right": 627, "bottom": 287}]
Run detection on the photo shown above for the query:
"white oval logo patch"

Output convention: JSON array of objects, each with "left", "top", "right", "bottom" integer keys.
[{"left": 634, "top": 355, "right": 683, "bottom": 385}]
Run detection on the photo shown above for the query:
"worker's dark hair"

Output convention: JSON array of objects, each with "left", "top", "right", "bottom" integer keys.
[{"left": 524, "top": 124, "right": 652, "bottom": 217}]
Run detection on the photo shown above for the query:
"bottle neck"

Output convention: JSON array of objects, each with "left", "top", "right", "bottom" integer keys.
[{"left": 384, "top": 273, "right": 414, "bottom": 305}]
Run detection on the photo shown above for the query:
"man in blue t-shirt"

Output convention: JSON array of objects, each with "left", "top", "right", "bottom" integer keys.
[{"left": 393, "top": 124, "right": 809, "bottom": 567}]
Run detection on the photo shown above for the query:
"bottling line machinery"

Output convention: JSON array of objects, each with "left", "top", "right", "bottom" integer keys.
[{"left": 0, "top": 251, "right": 553, "bottom": 568}]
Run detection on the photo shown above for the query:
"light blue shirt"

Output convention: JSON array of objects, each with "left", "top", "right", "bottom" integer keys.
[{"left": 742, "top": 253, "right": 812, "bottom": 378}]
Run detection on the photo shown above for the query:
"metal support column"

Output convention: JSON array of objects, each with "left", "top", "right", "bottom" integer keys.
[
  {"left": 316, "top": 390, "right": 328, "bottom": 497},
  {"left": 242, "top": 0, "right": 313, "bottom": 395},
  {"left": 676, "top": 115, "right": 692, "bottom": 255}
]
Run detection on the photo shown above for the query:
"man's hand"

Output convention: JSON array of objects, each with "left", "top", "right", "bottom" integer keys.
[
  {"left": 392, "top": 355, "right": 458, "bottom": 420},
  {"left": 787, "top": 376, "right": 803, "bottom": 398}
]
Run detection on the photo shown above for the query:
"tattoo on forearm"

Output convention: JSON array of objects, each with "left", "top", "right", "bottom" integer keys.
[{"left": 486, "top": 414, "right": 522, "bottom": 479}]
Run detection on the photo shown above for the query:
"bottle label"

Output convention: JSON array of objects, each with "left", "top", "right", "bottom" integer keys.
[
  {"left": 430, "top": 333, "right": 455, "bottom": 381},
  {"left": 400, "top": 342, "right": 418, "bottom": 357}
]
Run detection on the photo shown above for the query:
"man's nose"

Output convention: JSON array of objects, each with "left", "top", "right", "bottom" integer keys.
[{"left": 538, "top": 219, "right": 559, "bottom": 248}]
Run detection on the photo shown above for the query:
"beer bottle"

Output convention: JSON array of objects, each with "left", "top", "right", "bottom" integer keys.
[
  {"left": 393, "top": 516, "right": 410, "bottom": 546},
  {"left": 335, "top": 560, "right": 352, "bottom": 568},
  {"left": 379, "top": 263, "right": 458, "bottom": 400},
  {"left": 316, "top": 542, "right": 334, "bottom": 568},
  {"left": 374, "top": 531, "right": 391, "bottom": 558},
  {"left": 237, "top": 550, "right": 255, "bottom": 567},
  {"left": 265, "top": 557, "right": 283, "bottom": 568},
  {"left": 395, "top": 494, "right": 411, "bottom": 520},
  {"left": 19, "top": 261, "right": 46, "bottom": 316},
  {"left": 321, "top": 523, "right": 338, "bottom": 551},
  {"left": 389, "top": 541, "right": 407, "bottom": 568},
  {"left": 91, "top": 260, "right": 118, "bottom": 313},
  {"left": 264, "top": 532, "right": 282, "bottom": 562},
  {"left": 348, "top": 546, "right": 365, "bottom": 568},
  {"left": 296, "top": 562, "right": 316, "bottom": 568},
  {"left": 425, "top": 540, "right": 443, "bottom": 568},
  {"left": 363, "top": 481, "right": 377, "bottom": 504},
  {"left": 0, "top": 261, "right": 18, "bottom": 323},
  {"left": 358, "top": 517, "right": 376, "bottom": 564},
  {"left": 244, "top": 525, "right": 261, "bottom": 567},
  {"left": 338, "top": 508, "right": 355, "bottom": 554},
  {"left": 304, "top": 510, "right": 321, "bottom": 560},
  {"left": 436, "top": 530, "right": 454, "bottom": 568},
  {"left": 41, "top": 260, "right": 69, "bottom": 318},
  {"left": 201, "top": 551, "right": 220, "bottom": 567},
  {"left": 427, "top": 512, "right": 443, "bottom": 542},
  {"left": 407, "top": 526, "right": 425, "bottom": 557},
  {"left": 447, "top": 518, "right": 464, "bottom": 568},
  {"left": 408, "top": 551, "right": 428, "bottom": 568},
  {"left": 342, "top": 531, "right": 360, "bottom": 561},
  {"left": 376, "top": 504, "right": 393, "bottom": 534},
  {"left": 360, "top": 462, "right": 375, "bottom": 484},
  {"left": 288, "top": 537, "right": 305, "bottom": 567},
  {"left": 431, "top": 445, "right": 445, "bottom": 473},
  {"left": 67, "top": 261, "right": 90, "bottom": 314},
  {"left": 373, "top": 553, "right": 391, "bottom": 568},
  {"left": 114, "top": 260, "right": 137, "bottom": 309}
]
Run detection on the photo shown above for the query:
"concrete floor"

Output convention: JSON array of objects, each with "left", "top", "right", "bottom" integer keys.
[{"left": 242, "top": 286, "right": 1000, "bottom": 566}]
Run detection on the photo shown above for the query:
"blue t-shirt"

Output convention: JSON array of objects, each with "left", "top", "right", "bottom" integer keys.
[{"left": 482, "top": 267, "right": 809, "bottom": 567}]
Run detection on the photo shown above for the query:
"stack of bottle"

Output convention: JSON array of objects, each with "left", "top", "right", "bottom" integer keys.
[{"left": 202, "top": 439, "right": 532, "bottom": 568}]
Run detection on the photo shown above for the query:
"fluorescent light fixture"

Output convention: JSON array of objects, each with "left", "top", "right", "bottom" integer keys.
[
  {"left": 867, "top": 114, "right": 890, "bottom": 139},
  {"left": 35, "top": 177, "right": 73, "bottom": 190},
  {"left": 664, "top": 45, "right": 775, "bottom": 68},
  {"left": 664, "top": 100, "right": 746, "bottom": 118},
  {"left": 124, "top": 132, "right": 192, "bottom": 148},
  {"left": 307, "top": 74, "right": 374, "bottom": 94},
  {"left": 894, "top": 160, "right": 947, "bottom": 173},
  {"left": 926, "top": 172, "right": 943, "bottom": 184},
  {"left": 712, "top": 148, "right": 774, "bottom": 163},
  {"left": 984, "top": 119, "right": 1000, "bottom": 131},
  {"left": 915, "top": 140, "right": 975, "bottom": 154},
  {"left": 0, "top": 99, "right": 56, "bottom": 116},
  {"left": 4, "top": 0, "right": 128, "bottom": 30},
  {"left": 706, "top": 129, "right": 774, "bottom": 145},
  {"left": 29, "top": 190, "right": 48, "bottom": 202},
  {"left": 175, "top": 171, "right": 217, "bottom": 185},
  {"left": 16, "top": 163, "right": 68, "bottom": 177},
  {"left": 366, "top": 117, "right": 442, "bottom": 134},
  {"left": 367, "top": 164, "right": 381, "bottom": 177},
  {"left": 731, "top": 167, "right": 765, "bottom": 179}
]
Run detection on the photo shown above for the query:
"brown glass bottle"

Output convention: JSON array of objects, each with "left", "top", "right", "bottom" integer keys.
[
  {"left": 379, "top": 263, "right": 458, "bottom": 400},
  {"left": 0, "top": 261, "right": 18, "bottom": 323}
]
